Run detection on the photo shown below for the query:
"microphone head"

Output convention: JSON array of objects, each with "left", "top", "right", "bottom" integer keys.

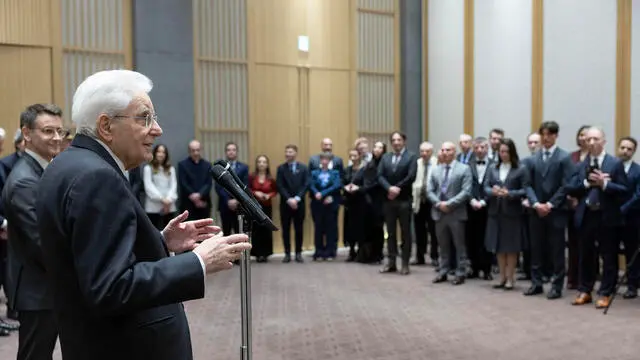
[
  {"left": 214, "top": 159, "right": 230, "bottom": 169},
  {"left": 210, "top": 164, "right": 227, "bottom": 180}
]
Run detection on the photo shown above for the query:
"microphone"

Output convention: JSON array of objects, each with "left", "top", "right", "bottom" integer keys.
[
  {"left": 211, "top": 164, "right": 278, "bottom": 231},
  {"left": 214, "top": 160, "right": 253, "bottom": 195}
]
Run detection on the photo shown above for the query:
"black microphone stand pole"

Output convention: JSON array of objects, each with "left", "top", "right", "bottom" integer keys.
[
  {"left": 603, "top": 245, "right": 640, "bottom": 314},
  {"left": 238, "top": 208, "right": 253, "bottom": 360}
]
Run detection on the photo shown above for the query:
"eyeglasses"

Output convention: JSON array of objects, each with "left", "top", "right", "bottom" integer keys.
[
  {"left": 35, "top": 127, "right": 67, "bottom": 138},
  {"left": 113, "top": 113, "right": 159, "bottom": 128}
]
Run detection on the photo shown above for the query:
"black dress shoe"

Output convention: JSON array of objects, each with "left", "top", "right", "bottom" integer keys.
[
  {"left": 400, "top": 267, "right": 410, "bottom": 275},
  {"left": 0, "top": 320, "right": 19, "bottom": 331},
  {"left": 623, "top": 289, "right": 638, "bottom": 299},
  {"left": 0, "top": 328, "right": 9, "bottom": 337},
  {"left": 380, "top": 265, "right": 397, "bottom": 273},
  {"left": 432, "top": 274, "right": 447, "bottom": 283},
  {"left": 282, "top": 254, "right": 291, "bottom": 263},
  {"left": 410, "top": 259, "right": 426, "bottom": 266},
  {"left": 451, "top": 276, "right": 465, "bottom": 285},
  {"left": 493, "top": 281, "right": 506, "bottom": 289},
  {"left": 546, "top": 289, "right": 562, "bottom": 299},
  {"left": 517, "top": 275, "right": 531, "bottom": 281},
  {"left": 294, "top": 254, "right": 304, "bottom": 263},
  {"left": 523, "top": 286, "right": 544, "bottom": 296}
]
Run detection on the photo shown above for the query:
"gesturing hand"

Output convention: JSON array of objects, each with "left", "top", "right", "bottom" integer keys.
[
  {"left": 193, "top": 234, "right": 252, "bottom": 273},
  {"left": 162, "top": 211, "right": 221, "bottom": 253}
]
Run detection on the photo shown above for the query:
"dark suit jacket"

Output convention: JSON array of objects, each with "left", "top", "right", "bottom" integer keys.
[
  {"left": 468, "top": 156, "right": 494, "bottom": 202},
  {"left": 309, "top": 169, "right": 342, "bottom": 209},
  {"left": 177, "top": 157, "right": 213, "bottom": 211},
  {"left": 621, "top": 161, "right": 640, "bottom": 222},
  {"left": 276, "top": 162, "right": 309, "bottom": 204},
  {"left": 2, "top": 153, "right": 50, "bottom": 311},
  {"left": 215, "top": 161, "right": 249, "bottom": 214},
  {"left": 566, "top": 154, "right": 628, "bottom": 228},
  {"left": 0, "top": 152, "right": 22, "bottom": 224},
  {"left": 36, "top": 135, "right": 205, "bottom": 360},
  {"left": 128, "top": 165, "right": 145, "bottom": 205},
  {"left": 525, "top": 147, "right": 575, "bottom": 227},
  {"left": 456, "top": 151, "right": 475, "bottom": 164},
  {"left": 377, "top": 150, "right": 418, "bottom": 201},
  {"left": 484, "top": 164, "right": 530, "bottom": 217}
]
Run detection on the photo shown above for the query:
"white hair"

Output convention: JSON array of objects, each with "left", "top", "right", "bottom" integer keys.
[
  {"left": 0, "top": 128, "right": 5, "bottom": 140},
  {"left": 71, "top": 70, "right": 153, "bottom": 136}
]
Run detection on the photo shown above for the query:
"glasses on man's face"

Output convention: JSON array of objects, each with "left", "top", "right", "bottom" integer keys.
[
  {"left": 114, "top": 113, "right": 158, "bottom": 128},
  {"left": 35, "top": 127, "right": 66, "bottom": 138}
]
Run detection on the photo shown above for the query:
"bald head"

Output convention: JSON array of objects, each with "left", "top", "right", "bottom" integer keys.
[
  {"left": 527, "top": 133, "right": 541, "bottom": 154},
  {"left": 321, "top": 138, "right": 333, "bottom": 152},
  {"left": 441, "top": 141, "right": 456, "bottom": 164},
  {"left": 188, "top": 140, "right": 201, "bottom": 161}
]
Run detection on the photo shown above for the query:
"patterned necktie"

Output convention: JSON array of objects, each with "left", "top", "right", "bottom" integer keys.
[{"left": 587, "top": 157, "right": 600, "bottom": 207}]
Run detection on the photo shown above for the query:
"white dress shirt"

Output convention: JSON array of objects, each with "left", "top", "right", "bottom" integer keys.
[
  {"left": 499, "top": 163, "right": 511, "bottom": 182},
  {"left": 624, "top": 160, "right": 632, "bottom": 174}
]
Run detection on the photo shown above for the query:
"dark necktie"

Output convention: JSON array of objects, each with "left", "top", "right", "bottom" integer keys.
[
  {"left": 587, "top": 157, "right": 600, "bottom": 208},
  {"left": 544, "top": 151, "right": 551, "bottom": 161},
  {"left": 440, "top": 165, "right": 451, "bottom": 201},
  {"left": 421, "top": 163, "right": 430, "bottom": 200}
]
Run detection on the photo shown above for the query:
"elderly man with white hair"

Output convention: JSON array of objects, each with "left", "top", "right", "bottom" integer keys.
[{"left": 35, "top": 70, "right": 252, "bottom": 360}]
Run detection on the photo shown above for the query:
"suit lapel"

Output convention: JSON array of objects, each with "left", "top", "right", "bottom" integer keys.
[{"left": 541, "top": 149, "right": 555, "bottom": 177}]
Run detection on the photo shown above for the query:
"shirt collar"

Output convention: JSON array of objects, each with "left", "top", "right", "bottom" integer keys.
[
  {"left": 543, "top": 144, "right": 557, "bottom": 154},
  {"left": 93, "top": 138, "right": 126, "bottom": 176},
  {"left": 24, "top": 149, "right": 50, "bottom": 170}
]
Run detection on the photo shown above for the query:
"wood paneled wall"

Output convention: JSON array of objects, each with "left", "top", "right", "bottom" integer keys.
[
  {"left": 194, "top": 0, "right": 400, "bottom": 252},
  {"left": 0, "top": 0, "right": 132, "bottom": 156}
]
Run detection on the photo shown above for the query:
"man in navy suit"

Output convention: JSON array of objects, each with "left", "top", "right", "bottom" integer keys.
[
  {"left": 524, "top": 121, "right": 575, "bottom": 300},
  {"left": 566, "top": 127, "right": 628, "bottom": 308},
  {"left": 215, "top": 142, "right": 249, "bottom": 235},
  {"left": 617, "top": 136, "right": 640, "bottom": 299}
]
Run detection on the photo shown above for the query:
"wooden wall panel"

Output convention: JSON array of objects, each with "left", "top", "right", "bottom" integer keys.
[
  {"left": 194, "top": 0, "right": 249, "bottom": 166},
  {"left": 0, "top": 0, "right": 52, "bottom": 47},
  {"left": 0, "top": 46, "right": 52, "bottom": 156},
  {"left": 356, "top": 1, "right": 398, "bottom": 143},
  {"left": 61, "top": 0, "right": 132, "bottom": 126},
  {"left": 252, "top": 0, "right": 305, "bottom": 66},
  {"left": 306, "top": 0, "right": 351, "bottom": 70}
]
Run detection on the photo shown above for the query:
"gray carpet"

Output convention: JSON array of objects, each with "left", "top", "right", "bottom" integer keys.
[{"left": 1, "top": 252, "right": 639, "bottom": 359}]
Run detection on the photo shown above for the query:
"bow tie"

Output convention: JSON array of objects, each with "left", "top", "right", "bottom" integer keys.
[{"left": 477, "top": 161, "right": 486, "bottom": 165}]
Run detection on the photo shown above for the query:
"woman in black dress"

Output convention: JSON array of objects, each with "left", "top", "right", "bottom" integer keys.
[
  {"left": 342, "top": 148, "right": 366, "bottom": 261},
  {"left": 357, "top": 141, "right": 387, "bottom": 264},
  {"left": 484, "top": 138, "right": 530, "bottom": 289}
]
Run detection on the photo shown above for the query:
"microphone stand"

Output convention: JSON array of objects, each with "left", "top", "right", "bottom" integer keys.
[
  {"left": 238, "top": 210, "right": 253, "bottom": 360},
  {"left": 603, "top": 245, "right": 640, "bottom": 314}
]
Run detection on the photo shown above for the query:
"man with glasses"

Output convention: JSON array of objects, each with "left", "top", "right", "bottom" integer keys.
[{"left": 3, "top": 104, "right": 65, "bottom": 358}]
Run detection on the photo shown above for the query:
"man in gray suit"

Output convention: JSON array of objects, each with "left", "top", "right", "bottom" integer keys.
[{"left": 428, "top": 141, "right": 473, "bottom": 285}]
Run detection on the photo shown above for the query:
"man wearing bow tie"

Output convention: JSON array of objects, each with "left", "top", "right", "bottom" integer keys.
[{"left": 466, "top": 137, "right": 494, "bottom": 280}]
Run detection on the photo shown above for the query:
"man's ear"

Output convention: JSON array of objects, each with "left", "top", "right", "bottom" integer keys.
[
  {"left": 96, "top": 114, "right": 113, "bottom": 142},
  {"left": 21, "top": 126, "right": 31, "bottom": 143}
]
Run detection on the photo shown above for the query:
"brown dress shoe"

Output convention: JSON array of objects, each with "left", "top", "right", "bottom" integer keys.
[
  {"left": 595, "top": 296, "right": 611, "bottom": 309},
  {"left": 571, "top": 293, "right": 592, "bottom": 305}
]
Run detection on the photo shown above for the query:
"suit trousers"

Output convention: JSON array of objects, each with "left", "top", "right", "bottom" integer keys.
[
  {"left": 435, "top": 216, "right": 468, "bottom": 277},
  {"left": 529, "top": 214, "right": 565, "bottom": 291},
  {"left": 578, "top": 210, "right": 620, "bottom": 296},
  {"left": 280, "top": 204, "right": 305, "bottom": 255},
  {"left": 383, "top": 199, "right": 412, "bottom": 266},
  {"left": 413, "top": 201, "right": 438, "bottom": 262},
  {"left": 17, "top": 310, "right": 58, "bottom": 360},
  {"left": 311, "top": 202, "right": 339, "bottom": 258},
  {"left": 566, "top": 209, "right": 580, "bottom": 286},
  {"left": 466, "top": 207, "right": 491, "bottom": 275},
  {"left": 221, "top": 211, "right": 240, "bottom": 235},
  {"left": 622, "top": 222, "right": 640, "bottom": 290}
]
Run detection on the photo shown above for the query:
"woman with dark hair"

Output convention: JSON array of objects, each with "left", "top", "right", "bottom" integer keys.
[
  {"left": 484, "top": 138, "right": 530, "bottom": 289},
  {"left": 143, "top": 144, "right": 178, "bottom": 230},
  {"left": 249, "top": 154, "right": 277, "bottom": 262},
  {"left": 342, "top": 148, "right": 366, "bottom": 261},
  {"left": 357, "top": 141, "right": 387, "bottom": 263}
]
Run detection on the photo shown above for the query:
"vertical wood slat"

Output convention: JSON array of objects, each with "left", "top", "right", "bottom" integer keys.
[
  {"left": 463, "top": 0, "right": 474, "bottom": 136},
  {"left": 615, "top": 0, "right": 632, "bottom": 139},
  {"left": 422, "top": 0, "right": 428, "bottom": 140},
  {"left": 393, "top": 0, "right": 400, "bottom": 130},
  {"left": 531, "top": 0, "right": 543, "bottom": 133}
]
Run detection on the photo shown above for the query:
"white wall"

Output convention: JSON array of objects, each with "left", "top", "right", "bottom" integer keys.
[
  {"left": 427, "top": 0, "right": 464, "bottom": 149},
  {"left": 631, "top": 0, "right": 640, "bottom": 160},
  {"left": 474, "top": 0, "right": 532, "bottom": 155},
  {"left": 543, "top": 0, "right": 617, "bottom": 153}
]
